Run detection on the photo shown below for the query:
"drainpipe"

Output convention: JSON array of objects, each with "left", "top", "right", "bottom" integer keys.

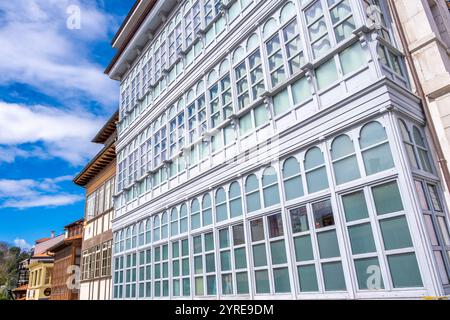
[{"left": 388, "top": 0, "right": 450, "bottom": 192}]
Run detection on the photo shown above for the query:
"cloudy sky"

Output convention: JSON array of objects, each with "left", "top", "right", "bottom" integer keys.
[{"left": 0, "top": 0, "right": 134, "bottom": 250}]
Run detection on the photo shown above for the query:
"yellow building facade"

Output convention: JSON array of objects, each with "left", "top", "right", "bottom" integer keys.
[{"left": 26, "top": 256, "right": 54, "bottom": 300}]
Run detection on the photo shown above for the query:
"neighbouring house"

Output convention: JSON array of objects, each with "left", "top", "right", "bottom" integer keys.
[
  {"left": 73, "top": 111, "right": 118, "bottom": 300},
  {"left": 26, "top": 233, "right": 64, "bottom": 300},
  {"left": 48, "top": 219, "right": 83, "bottom": 300}
]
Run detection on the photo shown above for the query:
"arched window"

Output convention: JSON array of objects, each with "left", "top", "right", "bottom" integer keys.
[
  {"left": 202, "top": 194, "right": 212, "bottom": 226},
  {"left": 161, "top": 211, "right": 168, "bottom": 239},
  {"left": 171, "top": 208, "right": 179, "bottom": 236},
  {"left": 263, "top": 18, "right": 278, "bottom": 38},
  {"left": 399, "top": 120, "right": 419, "bottom": 169},
  {"left": 216, "top": 187, "right": 228, "bottom": 222},
  {"left": 246, "top": 33, "right": 259, "bottom": 51},
  {"left": 207, "top": 70, "right": 218, "bottom": 86},
  {"left": 145, "top": 218, "right": 151, "bottom": 244},
  {"left": 125, "top": 227, "right": 131, "bottom": 250},
  {"left": 280, "top": 1, "right": 296, "bottom": 25},
  {"left": 413, "top": 126, "right": 433, "bottom": 172},
  {"left": 245, "top": 174, "right": 261, "bottom": 212},
  {"left": 191, "top": 199, "right": 201, "bottom": 230},
  {"left": 180, "top": 203, "right": 188, "bottom": 233},
  {"left": 331, "top": 135, "right": 360, "bottom": 185},
  {"left": 219, "top": 59, "right": 229, "bottom": 75},
  {"left": 233, "top": 46, "right": 245, "bottom": 64},
  {"left": 131, "top": 225, "right": 137, "bottom": 248},
  {"left": 229, "top": 182, "right": 243, "bottom": 218},
  {"left": 119, "top": 230, "right": 124, "bottom": 252},
  {"left": 262, "top": 167, "right": 280, "bottom": 207},
  {"left": 153, "top": 215, "right": 160, "bottom": 242},
  {"left": 359, "top": 122, "right": 394, "bottom": 175},
  {"left": 282, "top": 157, "right": 304, "bottom": 200},
  {"left": 304, "top": 147, "right": 328, "bottom": 193},
  {"left": 138, "top": 222, "right": 144, "bottom": 246}
]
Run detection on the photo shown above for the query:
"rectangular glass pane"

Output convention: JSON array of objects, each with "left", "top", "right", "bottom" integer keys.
[
  {"left": 236, "top": 272, "right": 249, "bottom": 294},
  {"left": 273, "top": 267, "right": 291, "bottom": 293},
  {"left": 207, "top": 275, "right": 216, "bottom": 295},
  {"left": 298, "top": 264, "right": 318, "bottom": 292},
  {"left": 322, "top": 261, "right": 346, "bottom": 291},
  {"left": 206, "top": 253, "right": 215, "bottom": 272},
  {"left": 354, "top": 257, "right": 384, "bottom": 290},
  {"left": 220, "top": 251, "right": 231, "bottom": 271},
  {"left": 380, "top": 215, "right": 413, "bottom": 250},
  {"left": 251, "top": 219, "right": 265, "bottom": 242},
  {"left": 233, "top": 224, "right": 245, "bottom": 245},
  {"left": 388, "top": 253, "right": 423, "bottom": 288},
  {"left": 255, "top": 270, "right": 270, "bottom": 294},
  {"left": 290, "top": 206, "right": 309, "bottom": 233},
  {"left": 316, "top": 59, "right": 338, "bottom": 90},
  {"left": 253, "top": 243, "right": 267, "bottom": 267},
  {"left": 222, "top": 274, "right": 233, "bottom": 295},
  {"left": 294, "top": 235, "right": 314, "bottom": 262},
  {"left": 219, "top": 229, "right": 229, "bottom": 249},
  {"left": 195, "top": 277, "right": 204, "bottom": 295},
  {"left": 234, "top": 247, "right": 247, "bottom": 269},
  {"left": 306, "top": 168, "right": 329, "bottom": 193},
  {"left": 372, "top": 181, "right": 404, "bottom": 215},
  {"left": 317, "top": 230, "right": 340, "bottom": 259},
  {"left": 312, "top": 199, "right": 334, "bottom": 228},
  {"left": 292, "top": 77, "right": 311, "bottom": 105},
  {"left": 342, "top": 191, "right": 369, "bottom": 222},
  {"left": 268, "top": 213, "right": 284, "bottom": 238},
  {"left": 362, "top": 143, "right": 394, "bottom": 176},
  {"left": 348, "top": 223, "right": 376, "bottom": 254},
  {"left": 339, "top": 42, "right": 365, "bottom": 75},
  {"left": 270, "top": 240, "right": 287, "bottom": 265}
]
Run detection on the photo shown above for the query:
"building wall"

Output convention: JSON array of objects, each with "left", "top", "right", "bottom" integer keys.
[
  {"left": 392, "top": 0, "right": 450, "bottom": 201},
  {"left": 26, "top": 262, "right": 53, "bottom": 300},
  {"left": 80, "top": 161, "right": 116, "bottom": 300},
  {"left": 111, "top": 0, "right": 450, "bottom": 299}
]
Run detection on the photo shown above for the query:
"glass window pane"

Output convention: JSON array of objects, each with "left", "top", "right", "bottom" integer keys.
[
  {"left": 284, "top": 176, "right": 304, "bottom": 200},
  {"left": 292, "top": 77, "right": 311, "bottom": 104},
  {"left": 221, "top": 274, "right": 233, "bottom": 295},
  {"left": 434, "top": 251, "right": 450, "bottom": 285},
  {"left": 372, "top": 182, "right": 404, "bottom": 215},
  {"left": 294, "top": 235, "right": 314, "bottom": 262},
  {"left": 193, "top": 236, "right": 202, "bottom": 253},
  {"left": 290, "top": 206, "right": 309, "bottom": 233},
  {"left": 270, "top": 240, "right": 287, "bottom": 265},
  {"left": 220, "top": 251, "right": 231, "bottom": 271},
  {"left": 348, "top": 223, "right": 376, "bottom": 254},
  {"left": 354, "top": 257, "right": 384, "bottom": 290},
  {"left": 333, "top": 155, "right": 360, "bottom": 185},
  {"left": 339, "top": 42, "right": 365, "bottom": 75},
  {"left": 253, "top": 244, "right": 267, "bottom": 267},
  {"left": 194, "top": 256, "right": 203, "bottom": 274},
  {"left": 380, "top": 216, "right": 413, "bottom": 250},
  {"left": 255, "top": 270, "right": 270, "bottom": 294},
  {"left": 360, "top": 122, "right": 388, "bottom": 149},
  {"left": 273, "top": 267, "right": 291, "bottom": 293},
  {"left": 246, "top": 192, "right": 261, "bottom": 213},
  {"left": 194, "top": 277, "right": 203, "bottom": 295},
  {"left": 342, "top": 191, "right": 369, "bottom": 222},
  {"left": 437, "top": 217, "right": 450, "bottom": 246},
  {"left": 236, "top": 272, "right": 249, "bottom": 294},
  {"left": 306, "top": 167, "right": 328, "bottom": 193},
  {"left": 251, "top": 219, "right": 265, "bottom": 242},
  {"left": 234, "top": 248, "right": 247, "bottom": 269},
  {"left": 362, "top": 143, "right": 394, "bottom": 175},
  {"left": 428, "top": 184, "right": 443, "bottom": 212},
  {"left": 298, "top": 264, "right": 318, "bottom": 292},
  {"left": 263, "top": 184, "right": 280, "bottom": 207},
  {"left": 273, "top": 89, "right": 290, "bottom": 115},
  {"left": 219, "top": 229, "right": 229, "bottom": 249},
  {"left": 316, "top": 59, "right": 338, "bottom": 90},
  {"left": 388, "top": 253, "right": 423, "bottom": 288},
  {"left": 322, "top": 261, "right": 346, "bottom": 291},
  {"left": 424, "top": 215, "right": 439, "bottom": 246},
  {"left": 268, "top": 214, "right": 284, "bottom": 238},
  {"left": 312, "top": 199, "right": 334, "bottom": 228},
  {"left": 206, "top": 253, "right": 215, "bottom": 272},
  {"left": 207, "top": 275, "right": 216, "bottom": 295},
  {"left": 317, "top": 230, "right": 340, "bottom": 259},
  {"left": 233, "top": 224, "right": 245, "bottom": 245}
]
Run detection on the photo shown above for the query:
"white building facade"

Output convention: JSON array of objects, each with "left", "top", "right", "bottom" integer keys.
[{"left": 107, "top": 0, "right": 450, "bottom": 299}]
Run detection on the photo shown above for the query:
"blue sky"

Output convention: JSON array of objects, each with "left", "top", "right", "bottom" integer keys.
[{"left": 0, "top": 0, "right": 135, "bottom": 250}]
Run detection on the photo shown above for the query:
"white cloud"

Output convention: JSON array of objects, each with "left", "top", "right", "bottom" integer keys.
[
  {"left": 0, "top": 0, "right": 119, "bottom": 106},
  {"left": 0, "top": 101, "right": 103, "bottom": 165},
  {"left": 13, "top": 239, "right": 34, "bottom": 251},
  {"left": 3, "top": 194, "right": 83, "bottom": 209},
  {"left": 0, "top": 175, "right": 83, "bottom": 209}
]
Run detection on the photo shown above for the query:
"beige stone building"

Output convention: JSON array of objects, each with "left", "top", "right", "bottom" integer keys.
[{"left": 390, "top": 0, "right": 450, "bottom": 203}]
